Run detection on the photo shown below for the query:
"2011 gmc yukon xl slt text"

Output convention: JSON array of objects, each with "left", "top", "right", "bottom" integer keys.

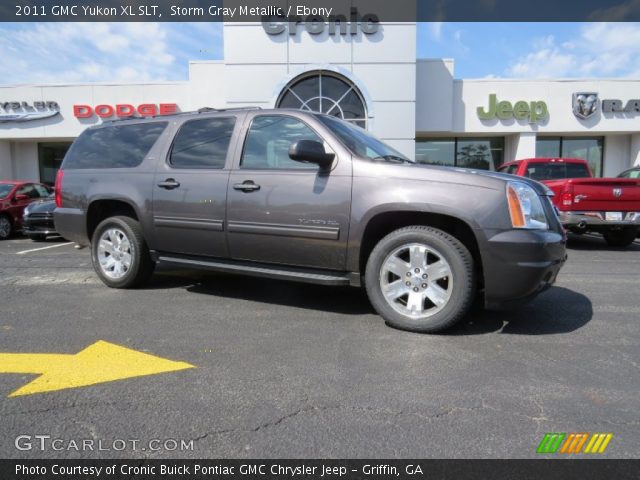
[{"left": 54, "top": 108, "right": 567, "bottom": 333}]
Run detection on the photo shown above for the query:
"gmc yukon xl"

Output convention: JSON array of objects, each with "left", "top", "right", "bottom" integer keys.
[{"left": 54, "top": 108, "right": 567, "bottom": 333}]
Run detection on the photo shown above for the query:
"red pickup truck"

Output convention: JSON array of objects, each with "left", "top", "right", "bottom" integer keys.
[{"left": 498, "top": 158, "right": 640, "bottom": 247}]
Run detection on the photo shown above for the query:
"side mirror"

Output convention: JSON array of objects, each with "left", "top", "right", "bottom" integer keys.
[
  {"left": 289, "top": 140, "right": 335, "bottom": 170},
  {"left": 14, "top": 194, "right": 29, "bottom": 201}
]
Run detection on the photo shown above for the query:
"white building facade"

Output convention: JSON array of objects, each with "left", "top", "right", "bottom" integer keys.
[{"left": 1, "top": 21, "right": 640, "bottom": 185}]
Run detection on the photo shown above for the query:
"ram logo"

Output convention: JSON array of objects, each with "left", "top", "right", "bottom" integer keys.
[
  {"left": 573, "top": 92, "right": 599, "bottom": 120},
  {"left": 613, "top": 188, "right": 623, "bottom": 198}
]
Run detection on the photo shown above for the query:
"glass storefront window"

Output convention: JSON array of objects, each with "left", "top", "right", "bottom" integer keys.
[
  {"left": 38, "top": 142, "right": 71, "bottom": 186},
  {"left": 535, "top": 137, "right": 561, "bottom": 158},
  {"left": 456, "top": 138, "right": 504, "bottom": 170},
  {"left": 416, "top": 137, "right": 504, "bottom": 170},
  {"left": 415, "top": 139, "right": 455, "bottom": 166},
  {"left": 536, "top": 136, "right": 604, "bottom": 177},
  {"left": 562, "top": 138, "right": 603, "bottom": 177}
]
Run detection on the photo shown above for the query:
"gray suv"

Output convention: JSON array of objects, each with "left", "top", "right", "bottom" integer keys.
[{"left": 54, "top": 108, "right": 566, "bottom": 333}]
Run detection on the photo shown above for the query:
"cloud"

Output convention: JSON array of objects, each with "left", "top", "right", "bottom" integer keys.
[
  {"left": 506, "top": 23, "right": 640, "bottom": 78},
  {"left": 0, "top": 22, "right": 223, "bottom": 85},
  {"left": 427, "top": 22, "right": 443, "bottom": 41}
]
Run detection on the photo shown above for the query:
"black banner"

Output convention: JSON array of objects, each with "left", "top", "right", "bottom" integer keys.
[
  {"left": 1, "top": 460, "right": 639, "bottom": 480},
  {"left": 3, "top": 0, "right": 640, "bottom": 22}
]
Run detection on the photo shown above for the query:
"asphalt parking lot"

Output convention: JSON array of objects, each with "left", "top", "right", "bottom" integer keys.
[{"left": 0, "top": 234, "right": 638, "bottom": 459}]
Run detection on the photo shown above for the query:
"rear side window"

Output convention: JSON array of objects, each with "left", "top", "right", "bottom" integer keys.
[
  {"left": 526, "top": 163, "right": 591, "bottom": 180},
  {"left": 169, "top": 117, "right": 236, "bottom": 169},
  {"left": 63, "top": 122, "right": 167, "bottom": 169}
]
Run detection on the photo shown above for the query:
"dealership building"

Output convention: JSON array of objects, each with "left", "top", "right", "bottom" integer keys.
[{"left": 2, "top": 21, "right": 640, "bottom": 185}]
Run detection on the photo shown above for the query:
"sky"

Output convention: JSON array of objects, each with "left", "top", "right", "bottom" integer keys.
[{"left": 0, "top": 22, "right": 639, "bottom": 84}]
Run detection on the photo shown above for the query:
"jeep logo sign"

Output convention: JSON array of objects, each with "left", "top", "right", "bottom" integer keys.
[
  {"left": 262, "top": 8, "right": 379, "bottom": 36},
  {"left": 477, "top": 94, "right": 549, "bottom": 124}
]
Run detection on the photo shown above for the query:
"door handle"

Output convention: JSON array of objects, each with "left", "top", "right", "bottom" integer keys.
[
  {"left": 157, "top": 178, "right": 181, "bottom": 190},
  {"left": 233, "top": 181, "right": 261, "bottom": 192}
]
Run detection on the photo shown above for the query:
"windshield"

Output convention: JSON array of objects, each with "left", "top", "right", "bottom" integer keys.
[
  {"left": 317, "top": 115, "right": 412, "bottom": 163},
  {"left": 620, "top": 169, "right": 640, "bottom": 179},
  {"left": 0, "top": 184, "right": 15, "bottom": 199}
]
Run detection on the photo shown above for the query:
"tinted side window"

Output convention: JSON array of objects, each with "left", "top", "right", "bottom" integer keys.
[
  {"left": 241, "top": 116, "right": 323, "bottom": 170},
  {"left": 170, "top": 117, "right": 236, "bottom": 169},
  {"left": 63, "top": 122, "right": 167, "bottom": 169},
  {"left": 34, "top": 185, "right": 52, "bottom": 197},
  {"left": 16, "top": 184, "right": 38, "bottom": 198}
]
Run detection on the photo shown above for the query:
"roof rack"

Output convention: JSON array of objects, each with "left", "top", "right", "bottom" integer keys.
[
  {"left": 197, "top": 106, "right": 262, "bottom": 113},
  {"left": 101, "top": 106, "right": 262, "bottom": 124}
]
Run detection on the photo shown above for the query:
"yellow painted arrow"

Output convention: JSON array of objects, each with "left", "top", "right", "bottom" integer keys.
[{"left": 0, "top": 340, "right": 195, "bottom": 397}]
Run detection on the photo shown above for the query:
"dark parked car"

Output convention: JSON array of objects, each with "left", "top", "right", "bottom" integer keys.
[
  {"left": 0, "top": 181, "right": 53, "bottom": 240},
  {"left": 618, "top": 167, "right": 640, "bottom": 179},
  {"left": 22, "top": 197, "right": 57, "bottom": 241},
  {"left": 55, "top": 108, "right": 567, "bottom": 333}
]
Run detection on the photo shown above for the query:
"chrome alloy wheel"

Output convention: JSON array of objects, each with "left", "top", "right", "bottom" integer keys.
[
  {"left": 97, "top": 228, "right": 132, "bottom": 279},
  {"left": 0, "top": 216, "right": 10, "bottom": 238},
  {"left": 379, "top": 243, "right": 453, "bottom": 318}
]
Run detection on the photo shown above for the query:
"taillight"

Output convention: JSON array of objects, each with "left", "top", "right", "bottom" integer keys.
[
  {"left": 561, "top": 192, "right": 573, "bottom": 206},
  {"left": 54, "top": 169, "right": 64, "bottom": 208}
]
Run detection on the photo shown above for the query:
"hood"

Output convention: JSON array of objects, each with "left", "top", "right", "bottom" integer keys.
[
  {"left": 25, "top": 199, "right": 56, "bottom": 214},
  {"left": 354, "top": 161, "right": 551, "bottom": 195}
]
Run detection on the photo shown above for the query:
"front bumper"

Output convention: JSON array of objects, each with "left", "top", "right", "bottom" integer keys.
[
  {"left": 481, "top": 229, "right": 567, "bottom": 309},
  {"left": 22, "top": 215, "right": 56, "bottom": 235},
  {"left": 559, "top": 210, "right": 640, "bottom": 227}
]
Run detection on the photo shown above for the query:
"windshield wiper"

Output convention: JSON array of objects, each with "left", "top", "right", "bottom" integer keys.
[{"left": 372, "top": 155, "right": 414, "bottom": 164}]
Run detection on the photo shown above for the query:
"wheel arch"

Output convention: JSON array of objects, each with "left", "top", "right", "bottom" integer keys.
[
  {"left": 86, "top": 198, "right": 141, "bottom": 243},
  {"left": 357, "top": 210, "right": 484, "bottom": 290}
]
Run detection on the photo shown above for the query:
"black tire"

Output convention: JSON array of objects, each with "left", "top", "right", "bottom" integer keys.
[
  {"left": 603, "top": 227, "right": 638, "bottom": 248},
  {"left": 0, "top": 215, "right": 12, "bottom": 240},
  {"left": 29, "top": 234, "right": 47, "bottom": 242},
  {"left": 365, "top": 226, "right": 475, "bottom": 333},
  {"left": 91, "top": 216, "right": 154, "bottom": 288}
]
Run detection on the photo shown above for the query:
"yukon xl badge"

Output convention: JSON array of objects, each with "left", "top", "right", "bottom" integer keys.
[{"left": 573, "top": 92, "right": 599, "bottom": 120}]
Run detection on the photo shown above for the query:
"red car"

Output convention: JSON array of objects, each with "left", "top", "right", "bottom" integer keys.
[
  {"left": 498, "top": 158, "right": 640, "bottom": 247},
  {"left": 0, "top": 181, "right": 53, "bottom": 240}
]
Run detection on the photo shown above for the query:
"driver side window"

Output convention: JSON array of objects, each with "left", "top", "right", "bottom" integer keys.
[{"left": 241, "top": 115, "right": 324, "bottom": 170}]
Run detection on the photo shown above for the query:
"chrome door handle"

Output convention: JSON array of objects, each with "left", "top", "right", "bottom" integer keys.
[
  {"left": 157, "top": 179, "right": 180, "bottom": 190},
  {"left": 233, "top": 181, "right": 261, "bottom": 192}
]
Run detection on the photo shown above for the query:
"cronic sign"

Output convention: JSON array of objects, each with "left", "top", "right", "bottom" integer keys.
[{"left": 262, "top": 8, "right": 379, "bottom": 36}]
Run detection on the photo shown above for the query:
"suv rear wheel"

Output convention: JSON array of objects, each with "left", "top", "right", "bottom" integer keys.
[
  {"left": 91, "top": 216, "right": 154, "bottom": 288},
  {"left": 365, "top": 226, "right": 475, "bottom": 333}
]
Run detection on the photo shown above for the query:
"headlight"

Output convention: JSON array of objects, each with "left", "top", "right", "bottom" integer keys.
[
  {"left": 506, "top": 181, "right": 549, "bottom": 230},
  {"left": 23, "top": 204, "right": 33, "bottom": 216}
]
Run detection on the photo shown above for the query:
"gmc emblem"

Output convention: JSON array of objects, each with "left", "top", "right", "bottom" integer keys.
[{"left": 613, "top": 188, "right": 623, "bottom": 198}]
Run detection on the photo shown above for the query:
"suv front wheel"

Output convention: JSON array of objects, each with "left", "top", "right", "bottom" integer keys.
[
  {"left": 365, "top": 226, "right": 475, "bottom": 333},
  {"left": 91, "top": 216, "right": 154, "bottom": 288}
]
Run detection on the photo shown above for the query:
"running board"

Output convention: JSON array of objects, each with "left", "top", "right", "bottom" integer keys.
[{"left": 157, "top": 254, "right": 353, "bottom": 286}]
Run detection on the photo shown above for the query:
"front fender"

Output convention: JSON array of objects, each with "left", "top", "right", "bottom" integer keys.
[{"left": 347, "top": 176, "right": 508, "bottom": 272}]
